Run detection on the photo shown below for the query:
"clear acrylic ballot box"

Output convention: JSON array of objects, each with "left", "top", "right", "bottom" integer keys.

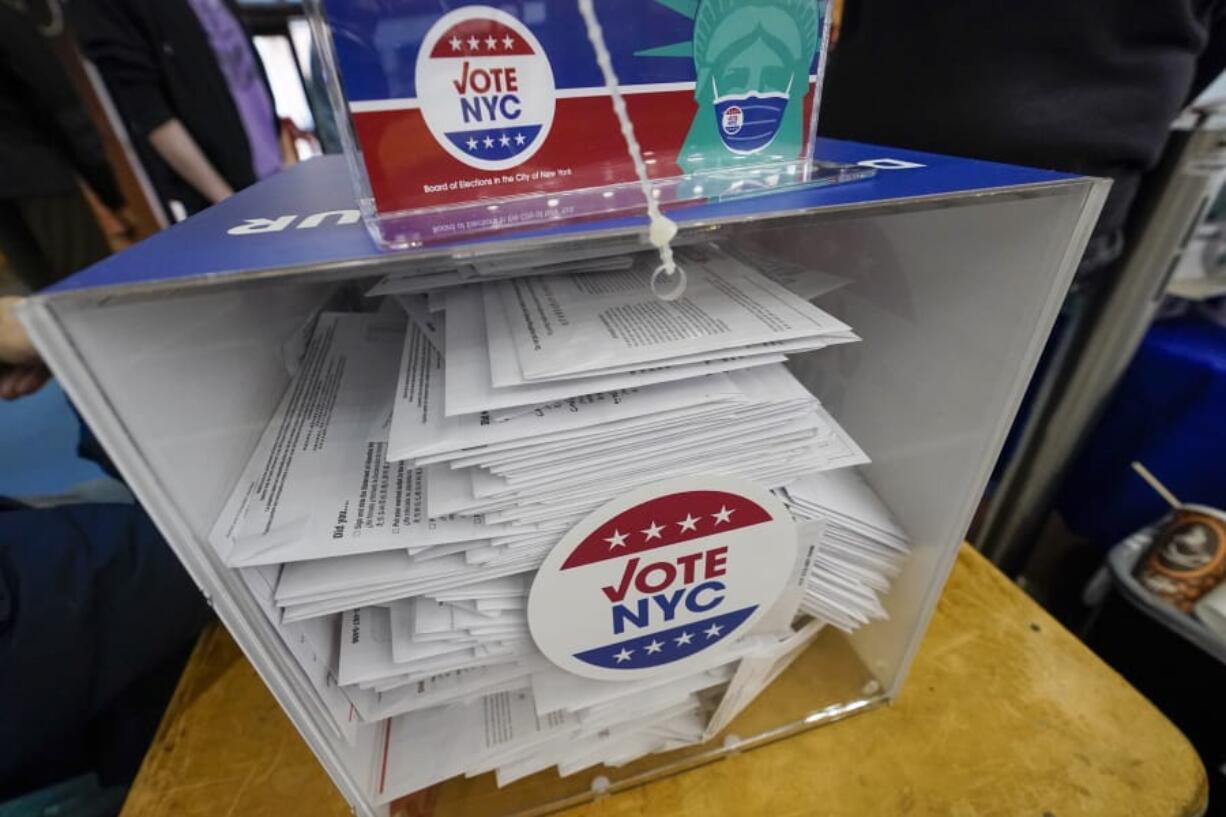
[{"left": 19, "top": 140, "right": 1106, "bottom": 817}]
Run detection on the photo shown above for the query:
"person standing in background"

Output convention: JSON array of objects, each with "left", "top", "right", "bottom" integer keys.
[
  {"left": 0, "top": 2, "right": 126, "bottom": 290},
  {"left": 817, "top": 0, "right": 1226, "bottom": 598},
  {"left": 73, "top": 0, "right": 283, "bottom": 219},
  {"left": 819, "top": 0, "right": 1226, "bottom": 283}
]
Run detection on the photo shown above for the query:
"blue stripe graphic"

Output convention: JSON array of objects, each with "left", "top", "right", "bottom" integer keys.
[
  {"left": 444, "top": 125, "right": 542, "bottom": 161},
  {"left": 573, "top": 605, "right": 757, "bottom": 670}
]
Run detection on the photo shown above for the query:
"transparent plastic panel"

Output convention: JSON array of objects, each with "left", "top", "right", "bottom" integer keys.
[
  {"left": 38, "top": 280, "right": 387, "bottom": 816},
  {"left": 713, "top": 187, "right": 1100, "bottom": 693},
  {"left": 407, "top": 628, "right": 879, "bottom": 817},
  {"left": 37, "top": 178, "right": 1101, "bottom": 817},
  {"left": 306, "top": 0, "right": 871, "bottom": 247}
]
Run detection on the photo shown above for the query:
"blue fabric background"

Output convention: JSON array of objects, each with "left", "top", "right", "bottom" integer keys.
[{"left": 1058, "top": 315, "right": 1226, "bottom": 546}]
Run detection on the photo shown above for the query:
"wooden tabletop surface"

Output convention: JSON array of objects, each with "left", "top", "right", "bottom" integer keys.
[{"left": 120, "top": 545, "right": 1208, "bottom": 817}]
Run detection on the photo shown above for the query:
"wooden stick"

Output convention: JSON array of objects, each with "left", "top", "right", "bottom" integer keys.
[{"left": 1131, "top": 461, "right": 1182, "bottom": 509}]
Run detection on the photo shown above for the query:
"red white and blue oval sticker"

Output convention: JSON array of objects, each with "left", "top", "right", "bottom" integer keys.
[
  {"left": 415, "top": 6, "right": 556, "bottom": 172},
  {"left": 528, "top": 476, "right": 797, "bottom": 681}
]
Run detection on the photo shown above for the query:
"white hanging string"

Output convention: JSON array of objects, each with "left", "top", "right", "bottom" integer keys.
[{"left": 575, "top": 0, "right": 686, "bottom": 300}]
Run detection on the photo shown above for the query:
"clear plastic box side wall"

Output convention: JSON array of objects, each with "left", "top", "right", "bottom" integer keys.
[
  {"left": 305, "top": 0, "right": 378, "bottom": 225},
  {"left": 18, "top": 179, "right": 1105, "bottom": 817}
]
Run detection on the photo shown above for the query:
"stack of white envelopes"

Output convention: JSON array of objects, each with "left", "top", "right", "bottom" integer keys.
[
  {"left": 208, "top": 245, "right": 911, "bottom": 797},
  {"left": 781, "top": 470, "right": 912, "bottom": 631}
]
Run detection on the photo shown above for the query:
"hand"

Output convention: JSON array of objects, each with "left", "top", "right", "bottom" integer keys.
[
  {"left": 0, "top": 296, "right": 37, "bottom": 366},
  {"left": 0, "top": 363, "right": 51, "bottom": 400},
  {"left": 0, "top": 296, "right": 49, "bottom": 400}
]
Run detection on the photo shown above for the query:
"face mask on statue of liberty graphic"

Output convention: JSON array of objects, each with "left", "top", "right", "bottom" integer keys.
[
  {"left": 712, "top": 74, "right": 794, "bottom": 154},
  {"left": 673, "top": 0, "right": 819, "bottom": 175}
]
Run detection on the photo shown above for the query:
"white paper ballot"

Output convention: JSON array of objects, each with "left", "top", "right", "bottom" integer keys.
[
  {"left": 782, "top": 469, "right": 911, "bottom": 631},
  {"left": 365, "top": 239, "right": 651, "bottom": 298},
  {"left": 529, "top": 651, "right": 739, "bottom": 721},
  {"left": 366, "top": 267, "right": 469, "bottom": 298},
  {"left": 386, "top": 304, "right": 747, "bottom": 463},
  {"left": 214, "top": 235, "right": 913, "bottom": 794},
  {"left": 721, "top": 243, "right": 853, "bottom": 302},
  {"left": 357, "top": 662, "right": 539, "bottom": 722},
  {"left": 280, "top": 558, "right": 542, "bottom": 622},
  {"left": 211, "top": 313, "right": 511, "bottom": 567},
  {"left": 339, "top": 606, "right": 402, "bottom": 687},
  {"left": 443, "top": 284, "right": 787, "bottom": 417},
  {"left": 275, "top": 548, "right": 481, "bottom": 605},
  {"left": 374, "top": 688, "right": 576, "bottom": 804},
  {"left": 483, "top": 282, "right": 849, "bottom": 388},
  {"left": 496, "top": 247, "right": 852, "bottom": 380},
  {"left": 396, "top": 294, "right": 442, "bottom": 351},
  {"left": 240, "top": 565, "right": 362, "bottom": 744},
  {"left": 702, "top": 619, "right": 825, "bottom": 739}
]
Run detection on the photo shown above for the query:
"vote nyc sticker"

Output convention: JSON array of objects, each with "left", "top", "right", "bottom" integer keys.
[
  {"left": 415, "top": 6, "right": 555, "bottom": 171},
  {"left": 528, "top": 476, "right": 797, "bottom": 681},
  {"left": 721, "top": 106, "right": 744, "bottom": 136}
]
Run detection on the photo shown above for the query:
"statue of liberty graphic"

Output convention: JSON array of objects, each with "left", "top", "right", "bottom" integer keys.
[{"left": 639, "top": 0, "right": 821, "bottom": 174}]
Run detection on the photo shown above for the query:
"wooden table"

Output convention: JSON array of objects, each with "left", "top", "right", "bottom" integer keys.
[{"left": 120, "top": 546, "right": 1208, "bottom": 817}]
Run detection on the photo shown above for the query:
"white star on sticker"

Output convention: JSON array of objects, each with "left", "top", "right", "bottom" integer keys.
[
  {"left": 704, "top": 623, "right": 724, "bottom": 639},
  {"left": 514, "top": 132, "right": 526, "bottom": 145},
  {"left": 604, "top": 529, "right": 629, "bottom": 549},
  {"left": 712, "top": 505, "right": 735, "bottom": 525},
  {"left": 502, "top": 34, "right": 515, "bottom": 49},
  {"left": 485, "top": 34, "right": 498, "bottom": 49},
  {"left": 674, "top": 631, "right": 693, "bottom": 646},
  {"left": 498, "top": 133, "right": 511, "bottom": 147},
  {"left": 449, "top": 36, "right": 462, "bottom": 51},
  {"left": 644, "top": 639, "right": 664, "bottom": 655},
  {"left": 465, "top": 137, "right": 478, "bottom": 151},
  {"left": 483, "top": 135, "right": 495, "bottom": 149},
  {"left": 467, "top": 35, "right": 480, "bottom": 50},
  {"left": 613, "top": 647, "right": 634, "bottom": 663},
  {"left": 641, "top": 521, "right": 664, "bottom": 541},
  {"left": 677, "top": 513, "right": 699, "bottom": 533}
]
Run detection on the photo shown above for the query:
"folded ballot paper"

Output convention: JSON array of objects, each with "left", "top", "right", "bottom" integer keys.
[
  {"left": 782, "top": 471, "right": 912, "bottom": 631},
  {"left": 209, "top": 245, "right": 911, "bottom": 798}
]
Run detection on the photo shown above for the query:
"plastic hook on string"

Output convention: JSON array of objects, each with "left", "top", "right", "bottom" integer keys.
[
  {"left": 647, "top": 210, "right": 685, "bottom": 300},
  {"left": 651, "top": 264, "right": 687, "bottom": 301}
]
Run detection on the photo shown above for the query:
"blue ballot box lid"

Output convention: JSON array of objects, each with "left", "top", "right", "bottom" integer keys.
[{"left": 46, "top": 139, "right": 1077, "bottom": 295}]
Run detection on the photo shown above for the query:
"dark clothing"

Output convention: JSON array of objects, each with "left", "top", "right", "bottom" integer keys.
[
  {"left": 0, "top": 191, "right": 112, "bottom": 290},
  {"left": 0, "top": 6, "right": 122, "bottom": 209},
  {"left": 820, "top": 0, "right": 1226, "bottom": 250},
  {"left": 0, "top": 8, "right": 118, "bottom": 288},
  {"left": 73, "top": 0, "right": 275, "bottom": 216},
  {"left": 0, "top": 425, "right": 210, "bottom": 797}
]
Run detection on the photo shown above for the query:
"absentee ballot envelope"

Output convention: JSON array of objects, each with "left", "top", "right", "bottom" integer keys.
[
  {"left": 209, "top": 312, "right": 509, "bottom": 567},
  {"left": 495, "top": 247, "right": 855, "bottom": 381},
  {"left": 386, "top": 309, "right": 749, "bottom": 464},
  {"left": 443, "top": 283, "right": 788, "bottom": 417}
]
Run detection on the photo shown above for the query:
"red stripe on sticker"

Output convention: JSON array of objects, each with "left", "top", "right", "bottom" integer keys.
[
  {"left": 429, "top": 20, "right": 535, "bottom": 57},
  {"left": 560, "top": 490, "right": 773, "bottom": 570}
]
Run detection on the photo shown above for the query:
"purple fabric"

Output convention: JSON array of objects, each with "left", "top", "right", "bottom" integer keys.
[{"left": 185, "top": 0, "right": 281, "bottom": 180}]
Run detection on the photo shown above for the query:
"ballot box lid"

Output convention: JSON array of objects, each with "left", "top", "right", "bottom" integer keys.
[{"left": 45, "top": 139, "right": 1078, "bottom": 296}]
